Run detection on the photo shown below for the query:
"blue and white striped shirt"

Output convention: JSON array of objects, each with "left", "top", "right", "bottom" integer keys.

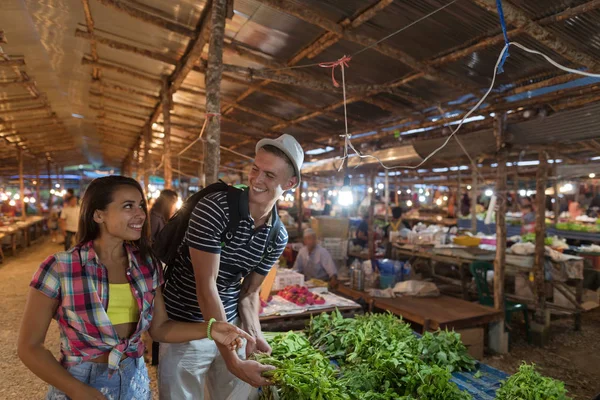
[{"left": 163, "top": 191, "right": 288, "bottom": 323}]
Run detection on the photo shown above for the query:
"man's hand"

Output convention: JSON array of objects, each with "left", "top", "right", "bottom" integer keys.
[
  {"left": 329, "top": 275, "right": 338, "bottom": 290},
  {"left": 229, "top": 359, "right": 276, "bottom": 388},
  {"left": 245, "top": 334, "right": 272, "bottom": 358}
]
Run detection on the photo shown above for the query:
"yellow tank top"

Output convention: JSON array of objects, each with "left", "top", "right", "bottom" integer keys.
[{"left": 107, "top": 283, "right": 139, "bottom": 325}]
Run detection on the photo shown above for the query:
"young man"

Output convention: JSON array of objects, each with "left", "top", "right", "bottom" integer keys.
[
  {"left": 159, "top": 134, "right": 304, "bottom": 399},
  {"left": 293, "top": 228, "right": 337, "bottom": 284},
  {"left": 59, "top": 195, "right": 79, "bottom": 251}
]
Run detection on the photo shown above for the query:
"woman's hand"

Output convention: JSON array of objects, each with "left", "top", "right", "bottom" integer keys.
[
  {"left": 211, "top": 322, "right": 255, "bottom": 351},
  {"left": 70, "top": 384, "right": 107, "bottom": 400}
]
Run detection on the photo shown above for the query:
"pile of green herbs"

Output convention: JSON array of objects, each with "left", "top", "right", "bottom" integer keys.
[
  {"left": 259, "top": 310, "right": 476, "bottom": 399},
  {"left": 495, "top": 362, "right": 571, "bottom": 400}
]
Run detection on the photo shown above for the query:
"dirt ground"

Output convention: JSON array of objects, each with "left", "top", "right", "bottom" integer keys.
[{"left": 1, "top": 238, "right": 599, "bottom": 399}]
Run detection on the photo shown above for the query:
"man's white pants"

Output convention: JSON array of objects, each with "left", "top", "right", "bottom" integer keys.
[{"left": 158, "top": 337, "right": 257, "bottom": 400}]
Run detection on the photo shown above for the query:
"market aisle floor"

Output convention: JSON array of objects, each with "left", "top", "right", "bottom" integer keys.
[{"left": 0, "top": 239, "right": 160, "bottom": 399}]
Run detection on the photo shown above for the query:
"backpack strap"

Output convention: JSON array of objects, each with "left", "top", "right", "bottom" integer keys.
[
  {"left": 261, "top": 205, "right": 282, "bottom": 261},
  {"left": 220, "top": 185, "right": 247, "bottom": 247}
]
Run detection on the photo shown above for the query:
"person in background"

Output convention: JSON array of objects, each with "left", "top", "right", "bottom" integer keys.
[
  {"left": 568, "top": 200, "right": 583, "bottom": 220},
  {"left": 18, "top": 176, "right": 251, "bottom": 400},
  {"left": 354, "top": 212, "right": 369, "bottom": 248},
  {"left": 521, "top": 204, "right": 536, "bottom": 234},
  {"left": 49, "top": 208, "right": 60, "bottom": 243},
  {"left": 149, "top": 189, "right": 178, "bottom": 243},
  {"left": 59, "top": 195, "right": 80, "bottom": 251},
  {"left": 460, "top": 193, "right": 471, "bottom": 217},
  {"left": 293, "top": 228, "right": 337, "bottom": 285},
  {"left": 385, "top": 207, "right": 410, "bottom": 236}
]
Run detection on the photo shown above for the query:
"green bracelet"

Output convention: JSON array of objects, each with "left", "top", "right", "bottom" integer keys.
[{"left": 207, "top": 318, "right": 216, "bottom": 341}]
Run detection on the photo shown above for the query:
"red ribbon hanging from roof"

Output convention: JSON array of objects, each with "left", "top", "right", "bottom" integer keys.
[{"left": 319, "top": 55, "right": 352, "bottom": 87}]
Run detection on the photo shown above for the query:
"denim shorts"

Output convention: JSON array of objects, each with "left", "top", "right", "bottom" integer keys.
[{"left": 46, "top": 357, "right": 151, "bottom": 400}]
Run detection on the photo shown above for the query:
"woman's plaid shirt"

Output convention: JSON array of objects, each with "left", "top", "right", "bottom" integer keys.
[{"left": 30, "top": 241, "right": 163, "bottom": 375}]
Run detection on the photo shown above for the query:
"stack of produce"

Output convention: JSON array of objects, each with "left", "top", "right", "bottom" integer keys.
[
  {"left": 278, "top": 285, "right": 325, "bottom": 306},
  {"left": 258, "top": 310, "right": 474, "bottom": 399}
]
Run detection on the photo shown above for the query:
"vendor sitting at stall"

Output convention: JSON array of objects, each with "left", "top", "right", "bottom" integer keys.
[
  {"left": 293, "top": 228, "right": 337, "bottom": 285},
  {"left": 354, "top": 212, "right": 369, "bottom": 248},
  {"left": 521, "top": 204, "right": 536, "bottom": 234},
  {"left": 385, "top": 207, "right": 410, "bottom": 237}
]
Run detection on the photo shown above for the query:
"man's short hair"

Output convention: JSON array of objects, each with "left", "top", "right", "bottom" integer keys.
[
  {"left": 260, "top": 145, "right": 295, "bottom": 178},
  {"left": 303, "top": 228, "right": 317, "bottom": 238},
  {"left": 392, "top": 206, "right": 403, "bottom": 219}
]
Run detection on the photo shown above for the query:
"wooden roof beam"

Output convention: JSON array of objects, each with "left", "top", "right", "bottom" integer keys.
[
  {"left": 471, "top": 0, "right": 600, "bottom": 72},
  {"left": 80, "top": 0, "right": 101, "bottom": 79},
  {"left": 93, "top": 0, "right": 195, "bottom": 38},
  {"left": 0, "top": 106, "right": 50, "bottom": 117},
  {"left": 255, "top": 0, "right": 477, "bottom": 92}
]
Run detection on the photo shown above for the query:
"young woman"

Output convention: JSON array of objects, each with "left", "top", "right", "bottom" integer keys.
[
  {"left": 149, "top": 189, "right": 178, "bottom": 243},
  {"left": 18, "top": 176, "right": 253, "bottom": 400}
]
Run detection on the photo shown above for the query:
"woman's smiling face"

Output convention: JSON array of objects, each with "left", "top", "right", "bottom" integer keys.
[{"left": 94, "top": 185, "right": 147, "bottom": 241}]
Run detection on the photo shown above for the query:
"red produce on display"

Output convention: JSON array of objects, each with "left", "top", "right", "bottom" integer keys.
[{"left": 277, "top": 285, "right": 326, "bottom": 306}]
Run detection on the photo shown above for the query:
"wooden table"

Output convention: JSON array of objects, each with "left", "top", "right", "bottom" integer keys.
[
  {"left": 260, "top": 304, "right": 361, "bottom": 332},
  {"left": 335, "top": 285, "right": 502, "bottom": 359},
  {"left": 391, "top": 243, "right": 586, "bottom": 330},
  {"left": 335, "top": 285, "right": 502, "bottom": 332},
  {"left": 0, "top": 216, "right": 48, "bottom": 259}
]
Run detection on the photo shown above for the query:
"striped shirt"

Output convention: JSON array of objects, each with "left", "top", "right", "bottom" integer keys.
[{"left": 163, "top": 191, "right": 288, "bottom": 323}]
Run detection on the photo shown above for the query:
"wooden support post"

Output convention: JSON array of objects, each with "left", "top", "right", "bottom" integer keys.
[
  {"left": 457, "top": 169, "right": 462, "bottom": 216},
  {"left": 47, "top": 160, "right": 53, "bottom": 210},
  {"left": 384, "top": 170, "right": 389, "bottom": 223},
  {"left": 144, "top": 124, "right": 152, "bottom": 193},
  {"left": 494, "top": 116, "right": 507, "bottom": 312},
  {"left": 296, "top": 185, "right": 303, "bottom": 235},
  {"left": 368, "top": 172, "right": 376, "bottom": 260},
  {"left": 35, "top": 160, "right": 41, "bottom": 215},
  {"left": 395, "top": 175, "right": 400, "bottom": 206},
  {"left": 471, "top": 167, "right": 478, "bottom": 233},
  {"left": 513, "top": 168, "right": 520, "bottom": 212},
  {"left": 137, "top": 139, "right": 145, "bottom": 188},
  {"left": 162, "top": 78, "right": 173, "bottom": 189},
  {"left": 204, "top": 0, "right": 227, "bottom": 185},
  {"left": 533, "top": 152, "right": 548, "bottom": 325},
  {"left": 18, "top": 147, "right": 25, "bottom": 220},
  {"left": 553, "top": 162, "right": 560, "bottom": 225}
]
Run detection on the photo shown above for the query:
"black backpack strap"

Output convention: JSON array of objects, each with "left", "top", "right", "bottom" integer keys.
[
  {"left": 220, "top": 185, "right": 247, "bottom": 246},
  {"left": 262, "top": 205, "right": 282, "bottom": 260}
]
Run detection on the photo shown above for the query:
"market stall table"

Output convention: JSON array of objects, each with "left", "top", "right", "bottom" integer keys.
[
  {"left": 335, "top": 285, "right": 502, "bottom": 360},
  {"left": 259, "top": 288, "right": 362, "bottom": 331},
  {"left": 392, "top": 242, "right": 586, "bottom": 329}
]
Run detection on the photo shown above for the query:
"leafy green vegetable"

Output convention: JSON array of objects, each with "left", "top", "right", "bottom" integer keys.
[
  {"left": 253, "top": 332, "right": 350, "bottom": 400},
  {"left": 417, "top": 330, "right": 477, "bottom": 372},
  {"left": 496, "top": 362, "right": 571, "bottom": 400},
  {"left": 474, "top": 370, "right": 482, "bottom": 379}
]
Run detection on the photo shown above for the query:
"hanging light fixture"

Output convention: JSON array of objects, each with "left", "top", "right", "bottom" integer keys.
[{"left": 338, "top": 175, "right": 353, "bottom": 207}]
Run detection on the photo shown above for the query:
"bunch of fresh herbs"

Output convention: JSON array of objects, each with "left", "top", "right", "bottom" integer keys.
[
  {"left": 495, "top": 362, "right": 571, "bottom": 400},
  {"left": 417, "top": 329, "right": 477, "bottom": 372}
]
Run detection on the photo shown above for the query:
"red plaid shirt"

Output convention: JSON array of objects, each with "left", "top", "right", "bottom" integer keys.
[{"left": 30, "top": 241, "right": 163, "bottom": 375}]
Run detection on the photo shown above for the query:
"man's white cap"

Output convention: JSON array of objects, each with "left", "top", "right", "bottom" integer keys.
[
  {"left": 303, "top": 228, "right": 316, "bottom": 238},
  {"left": 256, "top": 134, "right": 304, "bottom": 188}
]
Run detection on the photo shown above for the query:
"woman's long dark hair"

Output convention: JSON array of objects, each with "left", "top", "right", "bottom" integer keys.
[
  {"left": 77, "top": 176, "right": 155, "bottom": 264},
  {"left": 151, "top": 189, "right": 178, "bottom": 222}
]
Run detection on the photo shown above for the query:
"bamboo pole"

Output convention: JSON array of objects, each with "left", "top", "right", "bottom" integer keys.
[
  {"left": 296, "top": 185, "right": 303, "bottom": 236},
  {"left": 47, "top": 160, "right": 53, "bottom": 210},
  {"left": 162, "top": 78, "right": 173, "bottom": 189},
  {"left": 384, "top": 170, "right": 389, "bottom": 224},
  {"left": 471, "top": 167, "right": 478, "bottom": 233},
  {"left": 144, "top": 124, "right": 152, "bottom": 193},
  {"left": 204, "top": 0, "right": 228, "bottom": 185},
  {"left": 457, "top": 169, "right": 462, "bottom": 215},
  {"left": 35, "top": 160, "right": 41, "bottom": 215},
  {"left": 533, "top": 152, "right": 548, "bottom": 324},
  {"left": 368, "top": 171, "right": 376, "bottom": 260},
  {"left": 553, "top": 162, "right": 560, "bottom": 224},
  {"left": 18, "top": 147, "right": 25, "bottom": 220},
  {"left": 494, "top": 116, "right": 506, "bottom": 311}
]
